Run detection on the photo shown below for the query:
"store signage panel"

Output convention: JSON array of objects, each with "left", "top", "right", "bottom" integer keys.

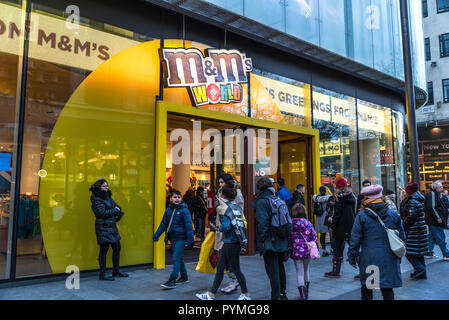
[
  {"left": 160, "top": 47, "right": 253, "bottom": 106},
  {"left": 312, "top": 91, "right": 331, "bottom": 122},
  {"left": 312, "top": 89, "right": 385, "bottom": 133},
  {"left": 357, "top": 103, "right": 385, "bottom": 133},
  {"left": 0, "top": 3, "right": 140, "bottom": 71},
  {"left": 253, "top": 74, "right": 306, "bottom": 117}
]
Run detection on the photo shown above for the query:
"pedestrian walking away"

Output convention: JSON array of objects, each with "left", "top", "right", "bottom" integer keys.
[
  {"left": 191, "top": 187, "right": 208, "bottom": 243},
  {"left": 289, "top": 203, "right": 319, "bottom": 300},
  {"left": 325, "top": 178, "right": 355, "bottom": 278},
  {"left": 89, "top": 179, "right": 128, "bottom": 281},
  {"left": 384, "top": 189, "right": 398, "bottom": 212},
  {"left": 277, "top": 178, "right": 293, "bottom": 211},
  {"left": 424, "top": 180, "right": 449, "bottom": 261},
  {"left": 400, "top": 182, "right": 428, "bottom": 279},
  {"left": 153, "top": 189, "right": 194, "bottom": 289},
  {"left": 196, "top": 184, "right": 250, "bottom": 301},
  {"left": 252, "top": 176, "right": 291, "bottom": 300},
  {"left": 348, "top": 184, "right": 406, "bottom": 300},
  {"left": 214, "top": 173, "right": 244, "bottom": 294},
  {"left": 292, "top": 184, "right": 305, "bottom": 206},
  {"left": 356, "top": 180, "right": 371, "bottom": 212},
  {"left": 313, "top": 186, "right": 332, "bottom": 257}
]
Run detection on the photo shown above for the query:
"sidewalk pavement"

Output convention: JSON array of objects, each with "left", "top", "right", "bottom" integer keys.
[{"left": 1, "top": 234, "right": 448, "bottom": 300}]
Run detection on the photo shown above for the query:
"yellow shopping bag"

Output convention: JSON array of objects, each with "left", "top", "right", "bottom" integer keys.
[{"left": 195, "top": 231, "right": 217, "bottom": 274}]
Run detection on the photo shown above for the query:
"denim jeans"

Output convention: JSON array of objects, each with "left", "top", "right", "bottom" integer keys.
[
  {"left": 194, "top": 216, "right": 206, "bottom": 242},
  {"left": 170, "top": 240, "right": 187, "bottom": 280},
  {"left": 406, "top": 254, "right": 426, "bottom": 272},
  {"left": 428, "top": 225, "right": 449, "bottom": 257}
]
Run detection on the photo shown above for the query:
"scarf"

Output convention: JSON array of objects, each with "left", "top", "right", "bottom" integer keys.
[{"left": 362, "top": 198, "right": 384, "bottom": 207}]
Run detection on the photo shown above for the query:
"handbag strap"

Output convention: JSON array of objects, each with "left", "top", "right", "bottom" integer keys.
[
  {"left": 166, "top": 209, "right": 176, "bottom": 234},
  {"left": 365, "top": 207, "right": 387, "bottom": 229}
]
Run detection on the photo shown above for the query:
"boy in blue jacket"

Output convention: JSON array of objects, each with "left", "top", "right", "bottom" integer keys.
[{"left": 154, "top": 189, "right": 194, "bottom": 289}]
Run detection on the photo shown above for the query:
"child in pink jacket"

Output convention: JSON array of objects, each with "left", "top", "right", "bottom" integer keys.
[{"left": 289, "top": 203, "right": 319, "bottom": 300}]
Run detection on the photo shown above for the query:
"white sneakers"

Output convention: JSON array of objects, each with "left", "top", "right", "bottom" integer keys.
[
  {"left": 220, "top": 281, "right": 239, "bottom": 293},
  {"left": 196, "top": 291, "right": 251, "bottom": 300},
  {"left": 196, "top": 292, "right": 215, "bottom": 300},
  {"left": 443, "top": 256, "right": 449, "bottom": 261},
  {"left": 424, "top": 254, "right": 438, "bottom": 259}
]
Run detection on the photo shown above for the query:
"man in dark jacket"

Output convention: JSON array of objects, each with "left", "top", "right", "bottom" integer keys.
[
  {"left": 292, "top": 184, "right": 305, "bottom": 206},
  {"left": 191, "top": 187, "right": 208, "bottom": 243},
  {"left": 356, "top": 180, "right": 371, "bottom": 212},
  {"left": 400, "top": 182, "right": 428, "bottom": 279},
  {"left": 325, "top": 178, "right": 355, "bottom": 278},
  {"left": 252, "top": 176, "right": 289, "bottom": 300},
  {"left": 424, "top": 180, "right": 449, "bottom": 260},
  {"left": 90, "top": 179, "right": 128, "bottom": 281}
]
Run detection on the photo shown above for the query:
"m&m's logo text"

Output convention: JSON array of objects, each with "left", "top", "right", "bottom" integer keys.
[{"left": 160, "top": 47, "right": 253, "bottom": 106}]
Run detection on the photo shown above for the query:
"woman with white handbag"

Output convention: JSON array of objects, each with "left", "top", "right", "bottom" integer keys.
[{"left": 348, "top": 184, "right": 406, "bottom": 300}]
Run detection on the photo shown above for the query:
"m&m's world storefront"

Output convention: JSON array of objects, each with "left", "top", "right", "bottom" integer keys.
[{"left": 0, "top": 0, "right": 409, "bottom": 282}]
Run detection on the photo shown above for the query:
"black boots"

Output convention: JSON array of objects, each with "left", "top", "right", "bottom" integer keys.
[
  {"left": 298, "top": 286, "right": 306, "bottom": 300},
  {"left": 412, "top": 269, "right": 427, "bottom": 280},
  {"left": 324, "top": 257, "right": 342, "bottom": 278},
  {"left": 305, "top": 282, "right": 310, "bottom": 300},
  {"left": 112, "top": 269, "right": 129, "bottom": 278},
  {"left": 99, "top": 271, "right": 114, "bottom": 281}
]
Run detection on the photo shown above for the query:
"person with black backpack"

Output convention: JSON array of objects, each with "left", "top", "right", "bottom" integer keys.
[
  {"left": 196, "top": 183, "right": 251, "bottom": 300},
  {"left": 313, "top": 186, "right": 332, "bottom": 257},
  {"left": 252, "top": 176, "right": 292, "bottom": 300}
]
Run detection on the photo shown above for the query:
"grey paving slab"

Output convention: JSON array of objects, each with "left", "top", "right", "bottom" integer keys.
[{"left": 0, "top": 231, "right": 448, "bottom": 300}]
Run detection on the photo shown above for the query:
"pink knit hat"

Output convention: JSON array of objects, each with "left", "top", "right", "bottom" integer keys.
[{"left": 360, "top": 184, "right": 383, "bottom": 199}]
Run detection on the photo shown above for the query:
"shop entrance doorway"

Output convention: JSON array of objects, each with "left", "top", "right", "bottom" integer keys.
[{"left": 154, "top": 101, "right": 320, "bottom": 269}]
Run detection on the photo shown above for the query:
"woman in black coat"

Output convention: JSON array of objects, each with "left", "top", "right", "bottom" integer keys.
[
  {"left": 90, "top": 179, "right": 128, "bottom": 281},
  {"left": 325, "top": 178, "right": 355, "bottom": 278},
  {"left": 400, "top": 182, "right": 428, "bottom": 279}
]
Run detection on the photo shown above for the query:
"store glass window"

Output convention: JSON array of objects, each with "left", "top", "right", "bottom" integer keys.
[
  {"left": 357, "top": 99, "right": 395, "bottom": 193},
  {"left": 348, "top": 0, "right": 374, "bottom": 68},
  {"left": 392, "top": 110, "right": 406, "bottom": 200},
  {"left": 443, "top": 79, "right": 449, "bottom": 103},
  {"left": 16, "top": 2, "right": 156, "bottom": 277},
  {"left": 244, "top": 0, "right": 285, "bottom": 32},
  {"left": 318, "top": 0, "right": 346, "bottom": 56},
  {"left": 285, "top": 0, "right": 319, "bottom": 46},
  {"left": 440, "top": 33, "right": 449, "bottom": 57},
  {"left": 437, "top": 0, "right": 449, "bottom": 13},
  {"left": 250, "top": 70, "right": 311, "bottom": 127},
  {"left": 427, "top": 81, "right": 434, "bottom": 105},
  {"left": 312, "top": 86, "right": 359, "bottom": 194},
  {"left": 203, "top": 0, "right": 244, "bottom": 15},
  {"left": 425, "top": 37, "right": 431, "bottom": 61},
  {"left": 0, "top": 0, "right": 23, "bottom": 280},
  {"left": 371, "top": 0, "right": 396, "bottom": 76}
]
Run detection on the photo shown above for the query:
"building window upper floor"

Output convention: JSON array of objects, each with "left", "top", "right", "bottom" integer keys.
[
  {"left": 437, "top": 0, "right": 449, "bottom": 13},
  {"left": 443, "top": 79, "right": 449, "bottom": 103},
  {"left": 440, "top": 33, "right": 449, "bottom": 57},
  {"left": 425, "top": 38, "right": 431, "bottom": 61},
  {"left": 427, "top": 82, "right": 434, "bottom": 105}
]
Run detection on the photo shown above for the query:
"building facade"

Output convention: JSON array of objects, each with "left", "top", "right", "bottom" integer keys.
[
  {"left": 0, "top": 0, "right": 426, "bottom": 282},
  {"left": 415, "top": 0, "right": 449, "bottom": 189}
]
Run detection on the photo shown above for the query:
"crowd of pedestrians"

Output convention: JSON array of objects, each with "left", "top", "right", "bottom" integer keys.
[{"left": 88, "top": 173, "right": 449, "bottom": 300}]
